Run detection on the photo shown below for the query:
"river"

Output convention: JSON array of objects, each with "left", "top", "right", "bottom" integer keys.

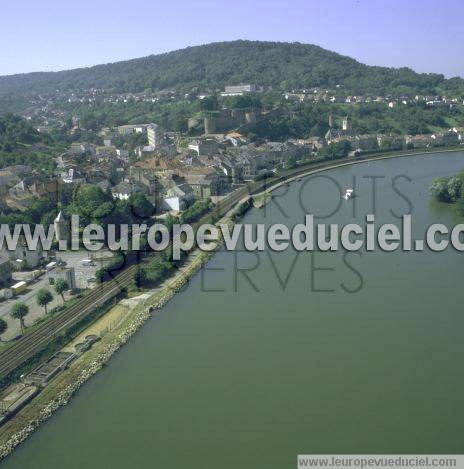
[{"left": 3, "top": 151, "right": 464, "bottom": 468}]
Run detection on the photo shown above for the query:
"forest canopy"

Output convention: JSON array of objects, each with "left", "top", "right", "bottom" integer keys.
[{"left": 1, "top": 41, "right": 463, "bottom": 99}]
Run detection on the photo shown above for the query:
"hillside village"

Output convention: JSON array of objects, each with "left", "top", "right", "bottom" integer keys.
[{"left": 2, "top": 83, "right": 464, "bottom": 217}]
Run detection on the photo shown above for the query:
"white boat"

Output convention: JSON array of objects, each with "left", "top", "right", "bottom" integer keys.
[{"left": 343, "top": 188, "right": 354, "bottom": 200}]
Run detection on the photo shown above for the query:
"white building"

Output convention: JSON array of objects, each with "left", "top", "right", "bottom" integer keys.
[
  {"left": 147, "top": 123, "right": 163, "bottom": 149},
  {"left": 221, "top": 84, "right": 258, "bottom": 96}
]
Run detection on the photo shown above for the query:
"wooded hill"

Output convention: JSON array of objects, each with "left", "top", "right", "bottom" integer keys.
[{"left": 1, "top": 40, "right": 463, "bottom": 98}]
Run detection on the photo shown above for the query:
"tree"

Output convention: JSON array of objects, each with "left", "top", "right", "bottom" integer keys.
[
  {"left": 320, "top": 140, "right": 350, "bottom": 160},
  {"left": 134, "top": 267, "right": 147, "bottom": 290},
  {"left": 11, "top": 303, "right": 29, "bottom": 334},
  {"left": 71, "top": 184, "right": 114, "bottom": 223},
  {"left": 54, "top": 278, "right": 69, "bottom": 303},
  {"left": 0, "top": 318, "right": 7, "bottom": 340},
  {"left": 199, "top": 95, "right": 219, "bottom": 111},
  {"left": 430, "top": 177, "right": 451, "bottom": 202},
  {"left": 128, "top": 193, "right": 155, "bottom": 220},
  {"left": 37, "top": 289, "right": 53, "bottom": 314},
  {"left": 456, "top": 194, "right": 464, "bottom": 216},
  {"left": 447, "top": 176, "right": 463, "bottom": 202},
  {"left": 285, "top": 155, "right": 297, "bottom": 169}
]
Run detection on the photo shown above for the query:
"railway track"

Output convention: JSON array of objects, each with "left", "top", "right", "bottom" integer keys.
[{"left": 0, "top": 267, "right": 136, "bottom": 377}]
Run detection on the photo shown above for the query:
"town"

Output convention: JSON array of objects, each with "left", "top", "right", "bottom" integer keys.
[
  {"left": 0, "top": 78, "right": 464, "bottom": 441},
  {"left": 0, "top": 81, "right": 463, "bottom": 334},
  {"left": 1, "top": 83, "right": 464, "bottom": 336}
]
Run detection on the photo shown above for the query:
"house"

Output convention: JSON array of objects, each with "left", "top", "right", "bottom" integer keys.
[
  {"left": 231, "top": 154, "right": 258, "bottom": 180},
  {"left": 188, "top": 139, "right": 220, "bottom": 156},
  {"left": 185, "top": 174, "right": 218, "bottom": 199},
  {"left": 116, "top": 149, "right": 129, "bottom": 159},
  {"left": 325, "top": 128, "right": 355, "bottom": 144},
  {"left": 454, "top": 128, "right": 464, "bottom": 142},
  {"left": 96, "top": 146, "right": 117, "bottom": 157},
  {"left": 1, "top": 235, "right": 44, "bottom": 269},
  {"left": 48, "top": 267, "right": 76, "bottom": 291},
  {"left": 135, "top": 145, "right": 157, "bottom": 158},
  {"left": 130, "top": 156, "right": 180, "bottom": 181},
  {"left": 405, "top": 135, "right": 433, "bottom": 148},
  {"left": 69, "top": 143, "right": 86, "bottom": 155},
  {"left": 301, "top": 137, "right": 326, "bottom": 150},
  {"left": 111, "top": 182, "right": 144, "bottom": 200},
  {"left": 6, "top": 178, "right": 64, "bottom": 211},
  {"left": 431, "top": 134, "right": 444, "bottom": 146},
  {"left": 356, "top": 135, "right": 379, "bottom": 151},
  {"left": 0, "top": 256, "right": 12, "bottom": 287},
  {"left": 212, "top": 155, "right": 245, "bottom": 183},
  {"left": 118, "top": 125, "right": 135, "bottom": 135},
  {"left": 224, "top": 132, "right": 247, "bottom": 147},
  {"left": 162, "top": 183, "right": 193, "bottom": 212},
  {"left": 442, "top": 130, "right": 460, "bottom": 146},
  {"left": 181, "top": 168, "right": 223, "bottom": 199},
  {"left": 377, "top": 135, "right": 405, "bottom": 150},
  {"left": 112, "top": 182, "right": 135, "bottom": 200}
]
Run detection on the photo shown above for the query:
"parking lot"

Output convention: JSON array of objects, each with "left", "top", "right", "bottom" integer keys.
[
  {"left": 57, "top": 250, "right": 114, "bottom": 289},
  {"left": 0, "top": 250, "right": 115, "bottom": 341}
]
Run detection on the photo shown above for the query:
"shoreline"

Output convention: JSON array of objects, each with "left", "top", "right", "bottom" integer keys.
[
  {"left": 0, "top": 146, "right": 463, "bottom": 461},
  {"left": 252, "top": 146, "right": 464, "bottom": 201}
]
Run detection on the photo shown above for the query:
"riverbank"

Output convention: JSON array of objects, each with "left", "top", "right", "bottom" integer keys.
[{"left": 0, "top": 146, "right": 463, "bottom": 461}]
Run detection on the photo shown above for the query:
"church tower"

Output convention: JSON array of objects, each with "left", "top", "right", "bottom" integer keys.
[
  {"left": 342, "top": 115, "right": 352, "bottom": 131},
  {"left": 54, "top": 211, "right": 69, "bottom": 244}
]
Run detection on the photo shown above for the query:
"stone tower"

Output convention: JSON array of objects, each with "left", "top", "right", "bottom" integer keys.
[{"left": 204, "top": 116, "right": 217, "bottom": 135}]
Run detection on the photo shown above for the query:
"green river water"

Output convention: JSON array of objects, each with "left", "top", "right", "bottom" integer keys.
[{"left": 3, "top": 151, "right": 464, "bottom": 468}]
